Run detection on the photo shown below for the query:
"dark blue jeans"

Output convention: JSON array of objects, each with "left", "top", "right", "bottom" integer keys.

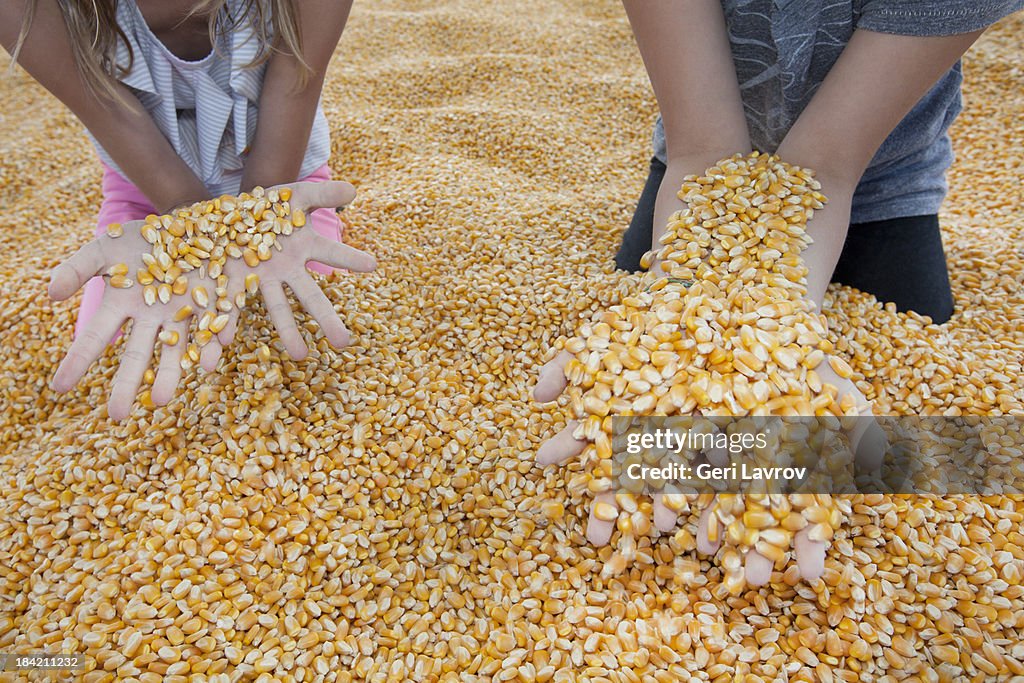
[{"left": 616, "top": 157, "right": 954, "bottom": 323}]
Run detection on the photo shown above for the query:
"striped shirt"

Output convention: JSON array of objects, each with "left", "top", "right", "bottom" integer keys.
[
  {"left": 88, "top": 0, "right": 331, "bottom": 197},
  {"left": 651, "top": 0, "right": 1024, "bottom": 224}
]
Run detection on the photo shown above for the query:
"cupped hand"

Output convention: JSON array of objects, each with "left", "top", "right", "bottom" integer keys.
[
  {"left": 534, "top": 345, "right": 885, "bottom": 585},
  {"left": 198, "top": 181, "right": 377, "bottom": 371},
  {"left": 534, "top": 350, "right": 722, "bottom": 546}
]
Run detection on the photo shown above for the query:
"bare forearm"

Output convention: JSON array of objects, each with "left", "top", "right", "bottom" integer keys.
[
  {"left": 783, "top": 177, "right": 854, "bottom": 306},
  {"left": 1, "top": 0, "right": 207, "bottom": 213},
  {"left": 623, "top": 0, "right": 750, "bottom": 252},
  {"left": 776, "top": 29, "right": 983, "bottom": 304},
  {"left": 778, "top": 30, "right": 981, "bottom": 185},
  {"left": 240, "top": 0, "right": 352, "bottom": 190},
  {"left": 239, "top": 72, "right": 325, "bottom": 189},
  {"left": 89, "top": 109, "right": 209, "bottom": 213},
  {"left": 623, "top": 0, "right": 749, "bottom": 164}
]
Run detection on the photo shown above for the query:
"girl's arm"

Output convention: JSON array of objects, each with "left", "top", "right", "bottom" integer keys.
[
  {"left": 0, "top": 0, "right": 209, "bottom": 213},
  {"left": 775, "top": 29, "right": 984, "bottom": 305},
  {"left": 239, "top": 0, "right": 353, "bottom": 190},
  {"left": 622, "top": 0, "right": 751, "bottom": 249}
]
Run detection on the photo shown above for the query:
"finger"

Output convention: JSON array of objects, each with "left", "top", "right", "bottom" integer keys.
[
  {"left": 536, "top": 420, "right": 587, "bottom": 466},
  {"left": 216, "top": 307, "right": 242, "bottom": 347},
  {"left": 200, "top": 338, "right": 226, "bottom": 373},
  {"left": 853, "top": 419, "right": 887, "bottom": 471},
  {"left": 836, "top": 380, "right": 887, "bottom": 471},
  {"left": 216, "top": 275, "right": 246, "bottom": 346},
  {"left": 850, "top": 411, "right": 887, "bottom": 471},
  {"left": 653, "top": 493, "right": 680, "bottom": 533},
  {"left": 51, "top": 306, "right": 127, "bottom": 393},
  {"left": 50, "top": 240, "right": 106, "bottom": 301},
  {"left": 794, "top": 527, "right": 826, "bottom": 581},
  {"left": 697, "top": 415, "right": 729, "bottom": 466},
  {"left": 108, "top": 320, "right": 160, "bottom": 421},
  {"left": 586, "top": 492, "right": 616, "bottom": 546},
  {"left": 151, "top": 322, "right": 188, "bottom": 406},
  {"left": 706, "top": 445, "right": 729, "bottom": 467},
  {"left": 286, "top": 275, "right": 351, "bottom": 348},
  {"left": 205, "top": 274, "right": 246, "bottom": 367},
  {"left": 534, "top": 351, "right": 571, "bottom": 402},
  {"left": 744, "top": 550, "right": 774, "bottom": 586},
  {"left": 284, "top": 180, "right": 357, "bottom": 211},
  {"left": 261, "top": 280, "right": 307, "bottom": 361},
  {"left": 696, "top": 505, "right": 721, "bottom": 555},
  {"left": 305, "top": 210, "right": 344, "bottom": 276},
  {"left": 306, "top": 233, "right": 376, "bottom": 273}
]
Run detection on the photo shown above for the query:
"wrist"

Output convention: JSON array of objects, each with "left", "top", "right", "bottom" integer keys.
[
  {"left": 774, "top": 137, "right": 867, "bottom": 190},
  {"left": 663, "top": 145, "right": 753, "bottom": 173},
  {"left": 157, "top": 197, "right": 204, "bottom": 215},
  {"left": 240, "top": 152, "right": 304, "bottom": 192},
  {"left": 156, "top": 186, "right": 209, "bottom": 215},
  {"left": 798, "top": 178, "right": 855, "bottom": 306},
  {"left": 164, "top": 199, "right": 198, "bottom": 215}
]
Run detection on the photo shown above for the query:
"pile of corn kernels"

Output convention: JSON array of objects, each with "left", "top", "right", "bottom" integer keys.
[
  {"left": 107, "top": 186, "right": 302, "bottom": 361},
  {"left": 0, "top": 2, "right": 1022, "bottom": 681},
  {"left": 562, "top": 152, "right": 851, "bottom": 592}
]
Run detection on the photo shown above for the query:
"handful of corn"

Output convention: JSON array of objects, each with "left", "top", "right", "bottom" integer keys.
[
  {"left": 561, "top": 152, "right": 858, "bottom": 587},
  {"left": 105, "top": 186, "right": 306, "bottom": 367}
]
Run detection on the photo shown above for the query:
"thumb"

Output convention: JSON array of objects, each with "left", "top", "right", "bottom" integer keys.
[
  {"left": 283, "top": 181, "right": 357, "bottom": 211},
  {"left": 534, "top": 351, "right": 572, "bottom": 402},
  {"left": 50, "top": 240, "right": 106, "bottom": 301}
]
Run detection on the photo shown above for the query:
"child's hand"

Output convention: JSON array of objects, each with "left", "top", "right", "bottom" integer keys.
[
  {"left": 49, "top": 181, "right": 375, "bottom": 419},
  {"left": 197, "top": 181, "right": 377, "bottom": 371},
  {"left": 534, "top": 153, "right": 892, "bottom": 588},
  {"left": 533, "top": 340, "right": 885, "bottom": 585},
  {"left": 534, "top": 350, "right": 691, "bottom": 546},
  {"left": 49, "top": 218, "right": 218, "bottom": 420}
]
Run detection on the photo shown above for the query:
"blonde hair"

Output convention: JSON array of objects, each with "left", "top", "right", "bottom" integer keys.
[{"left": 12, "top": 0, "right": 311, "bottom": 104}]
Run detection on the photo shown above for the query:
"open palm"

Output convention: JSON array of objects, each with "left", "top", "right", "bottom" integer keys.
[
  {"left": 198, "top": 182, "right": 377, "bottom": 370},
  {"left": 50, "top": 181, "right": 375, "bottom": 420}
]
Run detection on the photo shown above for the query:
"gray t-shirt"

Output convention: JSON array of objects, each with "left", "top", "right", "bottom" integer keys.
[{"left": 651, "top": 0, "right": 1024, "bottom": 224}]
